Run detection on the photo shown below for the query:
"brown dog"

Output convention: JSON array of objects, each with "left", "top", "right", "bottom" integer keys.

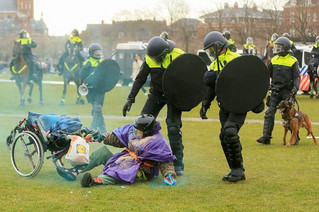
[{"left": 277, "top": 100, "right": 318, "bottom": 146}]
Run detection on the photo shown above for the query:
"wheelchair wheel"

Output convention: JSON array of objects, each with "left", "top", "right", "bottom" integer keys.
[{"left": 11, "top": 131, "right": 44, "bottom": 178}]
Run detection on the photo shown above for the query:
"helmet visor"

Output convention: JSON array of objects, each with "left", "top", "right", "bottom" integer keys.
[
  {"left": 93, "top": 50, "right": 103, "bottom": 59},
  {"left": 273, "top": 44, "right": 283, "bottom": 54},
  {"left": 149, "top": 50, "right": 167, "bottom": 63},
  {"left": 205, "top": 45, "right": 220, "bottom": 60},
  {"left": 271, "top": 34, "right": 278, "bottom": 41}
]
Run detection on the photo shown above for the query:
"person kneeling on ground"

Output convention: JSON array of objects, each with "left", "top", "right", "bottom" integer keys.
[{"left": 58, "top": 114, "right": 177, "bottom": 187}]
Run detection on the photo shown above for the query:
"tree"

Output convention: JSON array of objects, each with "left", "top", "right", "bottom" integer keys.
[{"left": 159, "top": 0, "right": 190, "bottom": 25}]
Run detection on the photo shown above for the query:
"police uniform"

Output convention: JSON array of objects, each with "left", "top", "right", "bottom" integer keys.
[
  {"left": 58, "top": 35, "right": 85, "bottom": 73},
  {"left": 202, "top": 48, "right": 248, "bottom": 181},
  {"left": 243, "top": 43, "right": 256, "bottom": 55},
  {"left": 80, "top": 56, "right": 106, "bottom": 133},
  {"left": 10, "top": 37, "right": 37, "bottom": 77},
  {"left": 258, "top": 50, "right": 300, "bottom": 143},
  {"left": 125, "top": 45, "right": 185, "bottom": 174}
]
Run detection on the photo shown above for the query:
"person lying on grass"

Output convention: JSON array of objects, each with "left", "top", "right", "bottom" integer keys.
[{"left": 58, "top": 114, "right": 177, "bottom": 187}]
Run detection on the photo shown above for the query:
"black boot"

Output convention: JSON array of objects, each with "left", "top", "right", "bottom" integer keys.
[
  {"left": 257, "top": 117, "right": 274, "bottom": 145},
  {"left": 222, "top": 135, "right": 245, "bottom": 182},
  {"left": 81, "top": 173, "right": 103, "bottom": 187}
]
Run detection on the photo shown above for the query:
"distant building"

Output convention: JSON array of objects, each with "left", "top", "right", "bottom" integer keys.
[
  {"left": 283, "top": 0, "right": 319, "bottom": 42},
  {"left": 199, "top": 2, "right": 283, "bottom": 53},
  {"left": 0, "top": 0, "right": 48, "bottom": 35}
]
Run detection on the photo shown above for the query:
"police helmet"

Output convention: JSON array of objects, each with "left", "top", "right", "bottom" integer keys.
[
  {"left": 88, "top": 43, "right": 103, "bottom": 59},
  {"left": 72, "top": 29, "right": 79, "bottom": 37},
  {"left": 271, "top": 33, "right": 279, "bottom": 42},
  {"left": 19, "top": 30, "right": 28, "bottom": 38},
  {"left": 147, "top": 36, "right": 171, "bottom": 63},
  {"left": 282, "top": 33, "right": 290, "bottom": 39},
  {"left": 246, "top": 37, "right": 253, "bottom": 44},
  {"left": 203, "top": 31, "right": 230, "bottom": 59},
  {"left": 223, "top": 31, "right": 231, "bottom": 40},
  {"left": 133, "top": 114, "right": 156, "bottom": 137},
  {"left": 160, "top": 31, "right": 169, "bottom": 40},
  {"left": 274, "top": 37, "right": 292, "bottom": 55}
]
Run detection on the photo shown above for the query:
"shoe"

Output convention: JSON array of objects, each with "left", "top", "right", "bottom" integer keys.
[
  {"left": 56, "top": 166, "right": 76, "bottom": 181},
  {"left": 81, "top": 173, "right": 103, "bottom": 187},
  {"left": 257, "top": 136, "right": 271, "bottom": 145},
  {"left": 222, "top": 169, "right": 245, "bottom": 182},
  {"left": 174, "top": 166, "right": 184, "bottom": 176}
]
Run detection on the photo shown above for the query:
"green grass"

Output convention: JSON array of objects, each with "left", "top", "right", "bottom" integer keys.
[{"left": 1, "top": 73, "right": 319, "bottom": 211}]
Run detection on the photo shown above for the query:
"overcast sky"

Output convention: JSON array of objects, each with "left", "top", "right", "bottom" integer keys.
[{"left": 34, "top": 0, "right": 270, "bottom": 36}]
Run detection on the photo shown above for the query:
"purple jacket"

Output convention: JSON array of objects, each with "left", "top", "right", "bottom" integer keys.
[{"left": 102, "top": 122, "right": 176, "bottom": 184}]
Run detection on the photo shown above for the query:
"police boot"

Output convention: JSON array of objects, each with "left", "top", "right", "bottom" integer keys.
[
  {"left": 257, "top": 117, "right": 274, "bottom": 145},
  {"left": 222, "top": 135, "right": 245, "bottom": 182},
  {"left": 221, "top": 138, "right": 231, "bottom": 169},
  {"left": 168, "top": 126, "right": 184, "bottom": 176}
]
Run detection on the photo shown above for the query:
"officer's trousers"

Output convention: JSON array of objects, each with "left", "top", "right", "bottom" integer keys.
[{"left": 141, "top": 93, "right": 184, "bottom": 169}]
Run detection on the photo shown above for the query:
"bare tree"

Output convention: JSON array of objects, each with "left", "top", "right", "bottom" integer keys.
[
  {"left": 289, "top": 1, "right": 314, "bottom": 44},
  {"left": 160, "top": 0, "right": 190, "bottom": 25}
]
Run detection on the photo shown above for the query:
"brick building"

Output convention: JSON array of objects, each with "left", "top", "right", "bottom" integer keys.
[
  {"left": 283, "top": 0, "right": 319, "bottom": 43},
  {"left": 198, "top": 2, "right": 283, "bottom": 54}
]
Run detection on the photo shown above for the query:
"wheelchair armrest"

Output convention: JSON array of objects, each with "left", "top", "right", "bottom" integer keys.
[{"left": 35, "top": 120, "right": 48, "bottom": 144}]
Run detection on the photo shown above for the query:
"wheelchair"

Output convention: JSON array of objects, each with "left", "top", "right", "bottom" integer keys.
[{"left": 6, "top": 112, "right": 83, "bottom": 178}]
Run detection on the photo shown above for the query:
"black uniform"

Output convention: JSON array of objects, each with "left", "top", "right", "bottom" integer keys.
[
  {"left": 258, "top": 53, "right": 300, "bottom": 143},
  {"left": 125, "top": 47, "right": 185, "bottom": 173},
  {"left": 80, "top": 57, "right": 106, "bottom": 133}
]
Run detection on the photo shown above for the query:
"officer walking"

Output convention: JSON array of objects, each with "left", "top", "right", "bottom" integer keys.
[
  {"left": 257, "top": 37, "right": 300, "bottom": 145},
  {"left": 200, "top": 31, "right": 264, "bottom": 182},
  {"left": 243, "top": 37, "right": 257, "bottom": 55},
  {"left": 122, "top": 36, "right": 186, "bottom": 175},
  {"left": 80, "top": 43, "right": 107, "bottom": 133}
]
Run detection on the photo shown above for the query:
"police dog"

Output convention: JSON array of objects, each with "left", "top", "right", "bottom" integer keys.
[{"left": 277, "top": 99, "right": 318, "bottom": 146}]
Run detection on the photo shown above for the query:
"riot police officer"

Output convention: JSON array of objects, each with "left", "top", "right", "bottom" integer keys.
[
  {"left": 309, "top": 36, "right": 319, "bottom": 70},
  {"left": 122, "top": 36, "right": 185, "bottom": 175},
  {"left": 257, "top": 37, "right": 300, "bottom": 144},
  {"left": 282, "top": 33, "right": 297, "bottom": 53},
  {"left": 223, "top": 31, "right": 237, "bottom": 52},
  {"left": 80, "top": 43, "right": 106, "bottom": 133},
  {"left": 10, "top": 30, "right": 37, "bottom": 78},
  {"left": 57, "top": 29, "right": 85, "bottom": 75},
  {"left": 200, "top": 31, "right": 264, "bottom": 182},
  {"left": 263, "top": 33, "right": 278, "bottom": 61},
  {"left": 243, "top": 37, "right": 257, "bottom": 55}
]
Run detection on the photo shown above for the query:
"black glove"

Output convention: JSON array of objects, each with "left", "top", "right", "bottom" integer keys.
[
  {"left": 200, "top": 106, "right": 209, "bottom": 119},
  {"left": 122, "top": 100, "right": 133, "bottom": 117},
  {"left": 252, "top": 101, "right": 265, "bottom": 114}
]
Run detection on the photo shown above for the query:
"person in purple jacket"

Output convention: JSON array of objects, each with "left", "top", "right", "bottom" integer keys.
[{"left": 60, "top": 114, "right": 177, "bottom": 187}]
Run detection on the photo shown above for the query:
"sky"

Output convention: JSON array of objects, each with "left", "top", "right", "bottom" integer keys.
[{"left": 33, "top": 0, "right": 269, "bottom": 36}]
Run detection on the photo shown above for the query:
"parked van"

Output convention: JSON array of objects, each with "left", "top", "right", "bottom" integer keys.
[{"left": 114, "top": 41, "right": 147, "bottom": 86}]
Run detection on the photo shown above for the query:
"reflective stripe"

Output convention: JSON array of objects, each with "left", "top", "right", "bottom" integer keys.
[
  {"left": 68, "top": 36, "right": 82, "bottom": 43},
  {"left": 145, "top": 48, "right": 185, "bottom": 69},
  {"left": 271, "top": 54, "right": 298, "bottom": 67},
  {"left": 12, "top": 65, "right": 27, "bottom": 74},
  {"left": 210, "top": 49, "right": 241, "bottom": 71},
  {"left": 64, "top": 62, "right": 78, "bottom": 71},
  {"left": 244, "top": 44, "right": 256, "bottom": 49},
  {"left": 83, "top": 57, "right": 103, "bottom": 67},
  {"left": 16, "top": 38, "right": 32, "bottom": 45}
]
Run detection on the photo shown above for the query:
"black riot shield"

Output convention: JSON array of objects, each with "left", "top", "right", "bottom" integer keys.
[
  {"left": 216, "top": 55, "right": 269, "bottom": 114},
  {"left": 162, "top": 53, "right": 208, "bottom": 111},
  {"left": 94, "top": 59, "right": 120, "bottom": 93}
]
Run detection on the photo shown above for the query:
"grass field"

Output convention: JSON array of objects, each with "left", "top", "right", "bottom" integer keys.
[{"left": 1, "top": 73, "right": 319, "bottom": 211}]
